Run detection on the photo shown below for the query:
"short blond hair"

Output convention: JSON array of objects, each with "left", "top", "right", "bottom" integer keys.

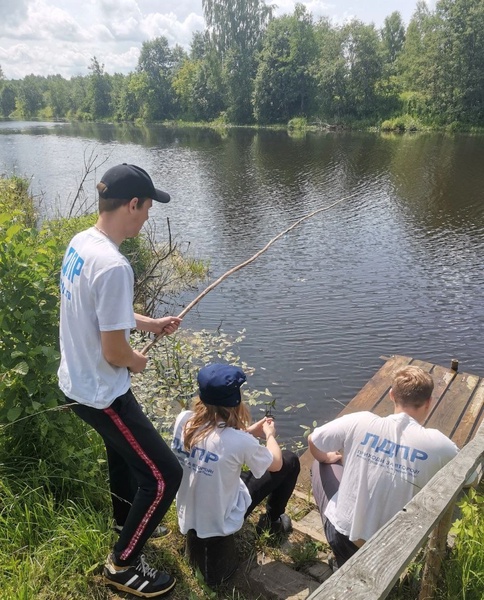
[{"left": 391, "top": 366, "right": 434, "bottom": 408}]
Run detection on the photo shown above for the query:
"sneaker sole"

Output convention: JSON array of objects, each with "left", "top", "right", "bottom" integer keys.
[{"left": 104, "top": 576, "right": 176, "bottom": 598}]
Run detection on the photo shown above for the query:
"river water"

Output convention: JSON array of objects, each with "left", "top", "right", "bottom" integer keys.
[{"left": 1, "top": 120, "right": 483, "bottom": 442}]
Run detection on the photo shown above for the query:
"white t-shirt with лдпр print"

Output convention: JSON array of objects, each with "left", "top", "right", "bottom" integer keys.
[
  {"left": 172, "top": 410, "right": 273, "bottom": 538},
  {"left": 58, "top": 227, "right": 136, "bottom": 408},
  {"left": 311, "top": 411, "right": 458, "bottom": 543}
]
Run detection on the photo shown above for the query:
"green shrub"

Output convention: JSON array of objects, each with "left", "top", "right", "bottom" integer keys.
[
  {"left": 0, "top": 211, "right": 98, "bottom": 485},
  {"left": 288, "top": 117, "right": 308, "bottom": 130},
  {"left": 400, "top": 91, "right": 429, "bottom": 118},
  {"left": 212, "top": 111, "right": 230, "bottom": 127},
  {"left": 440, "top": 488, "right": 484, "bottom": 599},
  {"left": 380, "top": 115, "right": 424, "bottom": 133},
  {"left": 0, "top": 176, "right": 37, "bottom": 227},
  {"left": 134, "top": 327, "right": 275, "bottom": 435}
]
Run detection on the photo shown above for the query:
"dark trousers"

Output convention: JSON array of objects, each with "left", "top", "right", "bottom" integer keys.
[
  {"left": 185, "top": 449, "right": 300, "bottom": 588},
  {"left": 311, "top": 459, "right": 359, "bottom": 568},
  {"left": 241, "top": 450, "right": 301, "bottom": 520},
  {"left": 69, "top": 389, "right": 182, "bottom": 566}
]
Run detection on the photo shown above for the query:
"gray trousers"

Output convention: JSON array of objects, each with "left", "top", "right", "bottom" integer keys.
[{"left": 311, "top": 459, "right": 359, "bottom": 567}]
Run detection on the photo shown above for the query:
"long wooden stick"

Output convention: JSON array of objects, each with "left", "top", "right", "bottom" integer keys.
[{"left": 141, "top": 192, "right": 359, "bottom": 355}]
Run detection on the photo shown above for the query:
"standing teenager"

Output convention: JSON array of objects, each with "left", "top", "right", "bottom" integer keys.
[{"left": 58, "top": 163, "right": 183, "bottom": 598}]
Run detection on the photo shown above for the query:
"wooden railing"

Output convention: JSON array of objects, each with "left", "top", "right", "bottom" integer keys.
[{"left": 306, "top": 420, "right": 484, "bottom": 600}]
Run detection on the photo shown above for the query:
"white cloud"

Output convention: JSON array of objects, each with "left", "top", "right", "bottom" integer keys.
[
  {"left": 96, "top": 0, "right": 144, "bottom": 38},
  {"left": 98, "top": 0, "right": 142, "bottom": 18},
  {"left": 3, "top": 0, "right": 86, "bottom": 41},
  {"left": 0, "top": 0, "right": 31, "bottom": 27},
  {"left": 274, "top": 0, "right": 333, "bottom": 19},
  {"left": 141, "top": 12, "right": 204, "bottom": 47},
  {"left": 103, "top": 46, "right": 142, "bottom": 74},
  {"left": 0, "top": 43, "right": 35, "bottom": 67},
  {"left": 0, "top": 0, "right": 430, "bottom": 79},
  {"left": 0, "top": 41, "right": 90, "bottom": 78},
  {"left": 0, "top": 0, "right": 184, "bottom": 77},
  {"left": 89, "top": 24, "right": 116, "bottom": 42}
]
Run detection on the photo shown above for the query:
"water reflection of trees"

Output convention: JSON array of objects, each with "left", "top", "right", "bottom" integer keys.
[
  {"left": 27, "top": 122, "right": 229, "bottom": 149},
  {"left": 387, "top": 133, "right": 484, "bottom": 232}
]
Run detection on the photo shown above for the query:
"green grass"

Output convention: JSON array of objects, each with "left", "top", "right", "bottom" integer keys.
[
  {"left": 3, "top": 435, "right": 483, "bottom": 600},
  {"left": 0, "top": 461, "right": 268, "bottom": 599},
  {"left": 0, "top": 473, "right": 111, "bottom": 600}
]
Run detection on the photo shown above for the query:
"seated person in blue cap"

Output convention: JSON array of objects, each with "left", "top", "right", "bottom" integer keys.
[{"left": 172, "top": 363, "right": 300, "bottom": 585}]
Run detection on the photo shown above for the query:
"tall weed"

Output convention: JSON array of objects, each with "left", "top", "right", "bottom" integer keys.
[{"left": 0, "top": 472, "right": 111, "bottom": 600}]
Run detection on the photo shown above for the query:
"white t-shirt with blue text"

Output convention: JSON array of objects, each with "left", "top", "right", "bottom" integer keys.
[
  {"left": 172, "top": 410, "right": 273, "bottom": 538},
  {"left": 311, "top": 411, "right": 458, "bottom": 542},
  {"left": 58, "top": 227, "right": 136, "bottom": 408}
]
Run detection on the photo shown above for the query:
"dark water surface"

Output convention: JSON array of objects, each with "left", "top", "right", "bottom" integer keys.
[{"left": 1, "top": 121, "right": 483, "bottom": 442}]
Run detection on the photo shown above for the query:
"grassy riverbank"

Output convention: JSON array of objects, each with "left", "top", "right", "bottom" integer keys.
[
  {"left": 2, "top": 442, "right": 483, "bottom": 600},
  {"left": 131, "top": 115, "right": 484, "bottom": 135}
]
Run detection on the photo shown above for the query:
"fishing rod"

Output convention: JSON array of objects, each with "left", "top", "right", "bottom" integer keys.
[
  {"left": 2, "top": 193, "right": 358, "bottom": 431},
  {"left": 141, "top": 191, "right": 360, "bottom": 356}
]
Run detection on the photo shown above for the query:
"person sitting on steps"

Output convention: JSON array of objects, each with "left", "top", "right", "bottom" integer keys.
[
  {"left": 309, "top": 365, "right": 459, "bottom": 570},
  {"left": 172, "top": 363, "right": 300, "bottom": 586}
]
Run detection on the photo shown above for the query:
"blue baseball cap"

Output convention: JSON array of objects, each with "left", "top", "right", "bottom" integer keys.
[{"left": 197, "top": 364, "right": 247, "bottom": 407}]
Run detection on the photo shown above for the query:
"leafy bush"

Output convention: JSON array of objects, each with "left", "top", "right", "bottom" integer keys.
[
  {"left": 0, "top": 211, "right": 97, "bottom": 484},
  {"left": 0, "top": 176, "right": 37, "bottom": 227},
  {"left": 0, "top": 217, "right": 62, "bottom": 430},
  {"left": 212, "top": 111, "right": 230, "bottom": 127},
  {"left": 400, "top": 91, "right": 430, "bottom": 120},
  {"left": 380, "top": 115, "right": 423, "bottom": 132},
  {"left": 441, "top": 487, "right": 484, "bottom": 599},
  {"left": 288, "top": 117, "right": 308, "bottom": 130},
  {"left": 132, "top": 327, "right": 276, "bottom": 435}
]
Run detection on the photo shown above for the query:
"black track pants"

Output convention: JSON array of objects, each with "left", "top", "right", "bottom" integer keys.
[
  {"left": 69, "top": 389, "right": 182, "bottom": 566},
  {"left": 241, "top": 450, "right": 300, "bottom": 520}
]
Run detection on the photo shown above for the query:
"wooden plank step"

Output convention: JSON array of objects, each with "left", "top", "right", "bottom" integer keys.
[
  {"left": 339, "top": 354, "right": 412, "bottom": 417},
  {"left": 292, "top": 509, "right": 326, "bottom": 543},
  {"left": 427, "top": 372, "right": 480, "bottom": 439},
  {"left": 452, "top": 378, "right": 484, "bottom": 447},
  {"left": 292, "top": 487, "right": 315, "bottom": 504},
  {"left": 296, "top": 451, "right": 315, "bottom": 494},
  {"left": 423, "top": 362, "right": 457, "bottom": 427},
  {"left": 249, "top": 554, "right": 319, "bottom": 600}
]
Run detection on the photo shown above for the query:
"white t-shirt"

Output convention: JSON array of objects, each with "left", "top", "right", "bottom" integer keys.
[
  {"left": 172, "top": 410, "right": 273, "bottom": 538},
  {"left": 58, "top": 228, "right": 136, "bottom": 408},
  {"left": 311, "top": 411, "right": 458, "bottom": 542}
]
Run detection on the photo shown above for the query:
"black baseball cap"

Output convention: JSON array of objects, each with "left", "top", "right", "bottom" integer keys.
[{"left": 99, "top": 163, "right": 170, "bottom": 203}]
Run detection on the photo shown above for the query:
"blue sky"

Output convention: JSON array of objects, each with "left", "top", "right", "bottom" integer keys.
[{"left": 0, "top": 0, "right": 435, "bottom": 79}]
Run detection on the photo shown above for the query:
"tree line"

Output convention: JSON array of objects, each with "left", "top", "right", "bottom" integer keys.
[{"left": 1, "top": 0, "right": 484, "bottom": 129}]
